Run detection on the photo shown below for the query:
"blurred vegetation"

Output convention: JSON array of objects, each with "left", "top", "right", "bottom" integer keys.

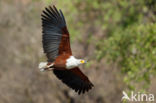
[{"left": 92, "top": 0, "right": 156, "bottom": 92}]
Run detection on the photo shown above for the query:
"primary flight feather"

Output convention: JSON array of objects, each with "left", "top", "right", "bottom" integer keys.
[{"left": 39, "top": 5, "right": 93, "bottom": 94}]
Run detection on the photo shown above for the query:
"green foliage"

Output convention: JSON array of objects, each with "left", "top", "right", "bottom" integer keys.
[
  {"left": 95, "top": 0, "right": 156, "bottom": 91},
  {"left": 100, "top": 23, "right": 156, "bottom": 90}
]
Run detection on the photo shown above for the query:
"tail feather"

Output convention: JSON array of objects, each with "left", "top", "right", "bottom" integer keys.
[
  {"left": 38, "top": 62, "right": 47, "bottom": 69},
  {"left": 38, "top": 62, "right": 54, "bottom": 72}
]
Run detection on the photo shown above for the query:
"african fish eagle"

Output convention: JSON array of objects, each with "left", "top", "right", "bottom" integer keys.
[{"left": 39, "top": 5, "right": 93, "bottom": 94}]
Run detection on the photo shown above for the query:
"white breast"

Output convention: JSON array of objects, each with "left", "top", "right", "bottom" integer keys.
[{"left": 66, "top": 56, "right": 79, "bottom": 69}]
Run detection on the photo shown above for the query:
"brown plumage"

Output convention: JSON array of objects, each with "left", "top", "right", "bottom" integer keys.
[{"left": 40, "top": 5, "right": 93, "bottom": 94}]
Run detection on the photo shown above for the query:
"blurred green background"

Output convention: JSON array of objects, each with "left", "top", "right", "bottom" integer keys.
[{"left": 0, "top": 0, "right": 155, "bottom": 103}]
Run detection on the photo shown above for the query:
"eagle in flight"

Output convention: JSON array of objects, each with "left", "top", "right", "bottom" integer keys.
[{"left": 39, "top": 5, "right": 93, "bottom": 94}]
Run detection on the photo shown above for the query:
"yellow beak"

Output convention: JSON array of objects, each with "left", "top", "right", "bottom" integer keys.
[{"left": 80, "top": 60, "right": 86, "bottom": 64}]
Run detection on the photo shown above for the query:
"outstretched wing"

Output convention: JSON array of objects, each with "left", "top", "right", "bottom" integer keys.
[
  {"left": 41, "top": 5, "right": 72, "bottom": 62},
  {"left": 53, "top": 67, "right": 94, "bottom": 94}
]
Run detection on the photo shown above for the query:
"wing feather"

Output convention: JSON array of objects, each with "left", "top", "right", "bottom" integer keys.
[
  {"left": 41, "top": 5, "right": 71, "bottom": 62},
  {"left": 53, "top": 67, "right": 93, "bottom": 94}
]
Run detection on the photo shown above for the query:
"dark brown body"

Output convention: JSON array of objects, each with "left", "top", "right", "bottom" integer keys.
[{"left": 53, "top": 53, "right": 70, "bottom": 69}]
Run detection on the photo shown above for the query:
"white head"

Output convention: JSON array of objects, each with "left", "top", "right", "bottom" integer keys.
[{"left": 66, "top": 56, "right": 87, "bottom": 69}]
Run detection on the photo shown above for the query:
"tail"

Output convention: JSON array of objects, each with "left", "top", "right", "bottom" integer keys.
[
  {"left": 38, "top": 62, "right": 48, "bottom": 71},
  {"left": 38, "top": 62, "right": 54, "bottom": 72}
]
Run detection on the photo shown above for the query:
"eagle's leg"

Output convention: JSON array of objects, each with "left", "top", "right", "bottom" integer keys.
[
  {"left": 44, "top": 66, "right": 54, "bottom": 71},
  {"left": 38, "top": 62, "right": 54, "bottom": 72}
]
